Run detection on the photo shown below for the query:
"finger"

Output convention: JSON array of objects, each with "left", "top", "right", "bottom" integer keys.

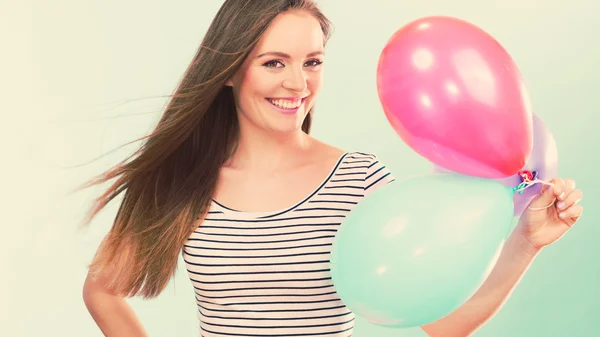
[
  {"left": 529, "top": 177, "right": 562, "bottom": 210},
  {"left": 558, "top": 204, "right": 583, "bottom": 226},
  {"left": 556, "top": 188, "right": 583, "bottom": 212},
  {"left": 563, "top": 178, "right": 576, "bottom": 195},
  {"left": 552, "top": 178, "right": 567, "bottom": 201}
]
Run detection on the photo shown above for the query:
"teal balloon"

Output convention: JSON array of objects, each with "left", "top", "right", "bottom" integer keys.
[{"left": 330, "top": 173, "right": 514, "bottom": 328}]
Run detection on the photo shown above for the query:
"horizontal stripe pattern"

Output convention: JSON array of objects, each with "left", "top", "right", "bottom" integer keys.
[{"left": 183, "top": 152, "right": 395, "bottom": 337}]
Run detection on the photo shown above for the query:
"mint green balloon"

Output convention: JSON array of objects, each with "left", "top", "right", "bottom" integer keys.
[{"left": 330, "top": 173, "right": 514, "bottom": 328}]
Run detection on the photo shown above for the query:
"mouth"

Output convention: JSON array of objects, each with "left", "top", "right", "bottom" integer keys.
[{"left": 266, "top": 97, "right": 306, "bottom": 114}]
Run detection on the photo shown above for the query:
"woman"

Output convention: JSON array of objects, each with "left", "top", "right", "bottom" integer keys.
[{"left": 80, "top": 1, "right": 584, "bottom": 336}]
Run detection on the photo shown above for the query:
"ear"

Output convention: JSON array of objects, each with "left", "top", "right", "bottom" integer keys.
[{"left": 225, "top": 79, "right": 233, "bottom": 87}]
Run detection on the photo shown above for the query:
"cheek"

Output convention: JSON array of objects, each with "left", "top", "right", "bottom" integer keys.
[
  {"left": 307, "top": 71, "right": 323, "bottom": 93},
  {"left": 232, "top": 67, "right": 264, "bottom": 108},
  {"left": 240, "top": 67, "right": 279, "bottom": 99}
]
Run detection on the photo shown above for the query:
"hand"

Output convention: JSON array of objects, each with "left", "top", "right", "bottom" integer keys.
[{"left": 517, "top": 178, "right": 583, "bottom": 252}]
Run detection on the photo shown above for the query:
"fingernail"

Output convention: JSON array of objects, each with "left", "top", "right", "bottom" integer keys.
[
  {"left": 559, "top": 212, "right": 566, "bottom": 218},
  {"left": 559, "top": 192, "right": 566, "bottom": 200},
  {"left": 557, "top": 201, "right": 565, "bottom": 209}
]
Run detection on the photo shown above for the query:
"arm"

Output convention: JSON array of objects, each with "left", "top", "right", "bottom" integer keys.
[
  {"left": 83, "top": 271, "right": 149, "bottom": 337},
  {"left": 420, "top": 177, "right": 583, "bottom": 337},
  {"left": 420, "top": 230, "right": 540, "bottom": 337},
  {"left": 82, "top": 237, "right": 150, "bottom": 337}
]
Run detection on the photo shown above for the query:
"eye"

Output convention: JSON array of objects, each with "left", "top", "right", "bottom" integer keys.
[
  {"left": 305, "top": 59, "right": 323, "bottom": 67},
  {"left": 263, "top": 60, "right": 284, "bottom": 68}
]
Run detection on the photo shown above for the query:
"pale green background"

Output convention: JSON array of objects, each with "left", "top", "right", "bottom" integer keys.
[{"left": 2, "top": 0, "right": 599, "bottom": 336}]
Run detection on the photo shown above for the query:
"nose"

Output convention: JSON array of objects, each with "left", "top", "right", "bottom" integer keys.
[{"left": 282, "top": 67, "right": 307, "bottom": 92}]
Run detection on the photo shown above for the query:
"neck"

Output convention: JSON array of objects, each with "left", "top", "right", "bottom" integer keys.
[{"left": 227, "top": 122, "right": 314, "bottom": 171}]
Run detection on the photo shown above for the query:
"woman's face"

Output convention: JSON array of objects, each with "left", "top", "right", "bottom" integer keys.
[{"left": 226, "top": 10, "right": 325, "bottom": 135}]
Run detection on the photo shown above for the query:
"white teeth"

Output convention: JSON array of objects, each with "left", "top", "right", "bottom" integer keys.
[{"left": 269, "top": 98, "right": 302, "bottom": 109}]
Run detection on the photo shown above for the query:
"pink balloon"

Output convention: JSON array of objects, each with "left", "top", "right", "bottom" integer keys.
[{"left": 377, "top": 16, "right": 533, "bottom": 178}]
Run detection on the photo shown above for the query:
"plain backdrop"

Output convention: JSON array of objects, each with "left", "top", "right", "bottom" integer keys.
[{"left": 2, "top": 0, "right": 599, "bottom": 336}]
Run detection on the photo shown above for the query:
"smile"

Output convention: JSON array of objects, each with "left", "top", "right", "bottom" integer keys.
[{"left": 266, "top": 97, "right": 306, "bottom": 114}]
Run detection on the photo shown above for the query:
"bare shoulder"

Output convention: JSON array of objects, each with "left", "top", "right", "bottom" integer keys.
[{"left": 309, "top": 138, "right": 346, "bottom": 164}]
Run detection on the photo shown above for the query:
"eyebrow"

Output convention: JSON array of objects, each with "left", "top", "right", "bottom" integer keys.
[{"left": 255, "top": 51, "right": 324, "bottom": 59}]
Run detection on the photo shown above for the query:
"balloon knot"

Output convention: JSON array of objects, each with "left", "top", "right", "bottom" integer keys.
[
  {"left": 518, "top": 170, "right": 536, "bottom": 183},
  {"left": 512, "top": 170, "right": 539, "bottom": 194}
]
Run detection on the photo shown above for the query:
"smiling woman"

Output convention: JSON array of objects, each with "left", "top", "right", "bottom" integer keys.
[{"left": 78, "top": 1, "right": 393, "bottom": 337}]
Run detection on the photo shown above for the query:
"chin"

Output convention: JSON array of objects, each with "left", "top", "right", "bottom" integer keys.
[
  {"left": 268, "top": 118, "right": 307, "bottom": 134},
  {"left": 271, "top": 124, "right": 305, "bottom": 135}
]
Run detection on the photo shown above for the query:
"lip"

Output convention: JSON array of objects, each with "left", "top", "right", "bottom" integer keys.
[
  {"left": 267, "top": 96, "right": 307, "bottom": 100},
  {"left": 265, "top": 97, "right": 307, "bottom": 115}
]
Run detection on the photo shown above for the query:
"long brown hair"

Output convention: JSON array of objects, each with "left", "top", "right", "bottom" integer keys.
[{"left": 76, "top": 0, "right": 333, "bottom": 299}]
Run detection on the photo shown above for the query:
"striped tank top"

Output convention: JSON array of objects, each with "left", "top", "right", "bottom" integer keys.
[{"left": 183, "top": 152, "right": 396, "bottom": 337}]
